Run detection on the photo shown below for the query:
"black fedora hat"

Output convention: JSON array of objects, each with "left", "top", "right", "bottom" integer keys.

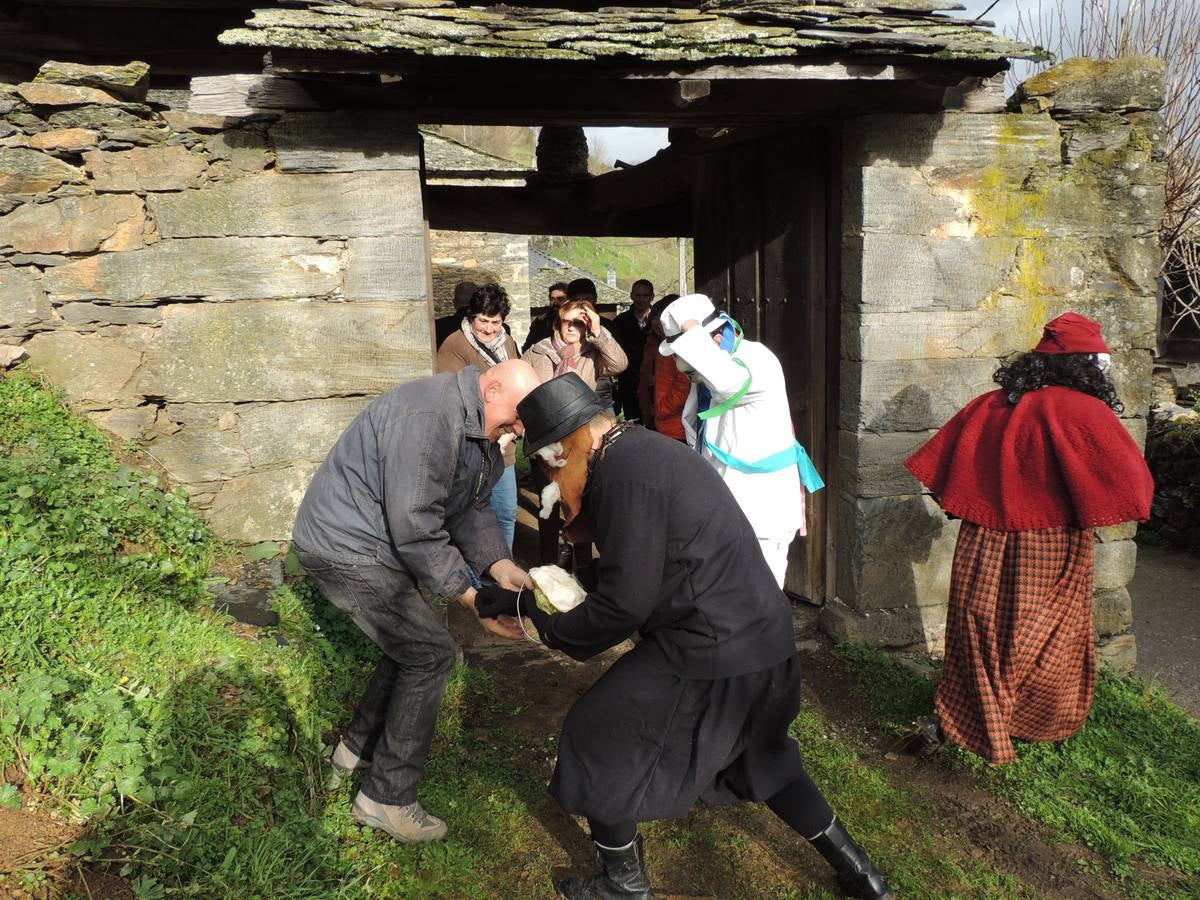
[{"left": 519, "top": 373, "right": 607, "bottom": 455}]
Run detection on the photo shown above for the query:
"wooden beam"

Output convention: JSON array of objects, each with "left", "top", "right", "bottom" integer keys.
[
  {"left": 426, "top": 184, "right": 692, "bottom": 237},
  {"left": 192, "top": 68, "right": 979, "bottom": 126}
]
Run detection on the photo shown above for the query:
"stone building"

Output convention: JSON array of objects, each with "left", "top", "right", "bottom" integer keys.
[{"left": 0, "top": 2, "right": 1167, "bottom": 666}]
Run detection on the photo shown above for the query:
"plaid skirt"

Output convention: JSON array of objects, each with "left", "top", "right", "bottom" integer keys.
[{"left": 935, "top": 523, "right": 1096, "bottom": 765}]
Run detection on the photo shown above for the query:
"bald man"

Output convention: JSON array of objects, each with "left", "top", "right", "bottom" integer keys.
[{"left": 292, "top": 360, "right": 538, "bottom": 843}]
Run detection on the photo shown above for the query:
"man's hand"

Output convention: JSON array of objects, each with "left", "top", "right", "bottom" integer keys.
[
  {"left": 681, "top": 318, "right": 702, "bottom": 332},
  {"left": 482, "top": 614, "right": 526, "bottom": 641},
  {"left": 488, "top": 558, "right": 528, "bottom": 591}
]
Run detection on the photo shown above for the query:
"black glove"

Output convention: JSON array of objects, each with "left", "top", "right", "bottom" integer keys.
[{"left": 473, "top": 585, "right": 521, "bottom": 619}]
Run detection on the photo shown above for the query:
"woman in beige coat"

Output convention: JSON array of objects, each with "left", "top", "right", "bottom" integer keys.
[
  {"left": 522, "top": 299, "right": 627, "bottom": 583},
  {"left": 522, "top": 299, "right": 628, "bottom": 411},
  {"left": 436, "top": 283, "right": 521, "bottom": 550}
]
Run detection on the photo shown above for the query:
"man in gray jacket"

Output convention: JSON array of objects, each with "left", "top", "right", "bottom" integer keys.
[{"left": 292, "top": 359, "right": 538, "bottom": 843}]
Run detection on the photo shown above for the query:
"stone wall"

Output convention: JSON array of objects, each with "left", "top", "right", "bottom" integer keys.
[
  {"left": 826, "top": 57, "right": 1167, "bottom": 671},
  {"left": 429, "top": 229, "right": 531, "bottom": 344},
  {"left": 0, "top": 62, "right": 432, "bottom": 543}
]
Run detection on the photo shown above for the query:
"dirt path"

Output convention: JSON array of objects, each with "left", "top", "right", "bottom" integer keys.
[{"left": 1130, "top": 543, "right": 1200, "bottom": 717}]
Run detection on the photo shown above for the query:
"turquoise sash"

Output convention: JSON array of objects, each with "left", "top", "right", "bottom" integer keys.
[{"left": 704, "top": 438, "right": 825, "bottom": 492}]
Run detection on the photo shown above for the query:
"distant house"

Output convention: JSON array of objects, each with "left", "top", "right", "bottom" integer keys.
[{"left": 528, "top": 247, "right": 629, "bottom": 314}]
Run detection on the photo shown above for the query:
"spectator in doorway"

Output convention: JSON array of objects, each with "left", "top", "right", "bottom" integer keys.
[
  {"left": 522, "top": 281, "right": 570, "bottom": 353},
  {"left": 611, "top": 278, "right": 655, "bottom": 421},
  {"left": 561, "top": 278, "right": 619, "bottom": 412},
  {"left": 434, "top": 280, "right": 479, "bottom": 350},
  {"left": 523, "top": 294, "right": 627, "bottom": 584},
  {"left": 437, "top": 283, "right": 522, "bottom": 551},
  {"left": 637, "top": 294, "right": 691, "bottom": 441}
]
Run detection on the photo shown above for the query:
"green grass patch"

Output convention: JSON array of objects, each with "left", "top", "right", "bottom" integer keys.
[{"left": 837, "top": 643, "right": 1200, "bottom": 883}]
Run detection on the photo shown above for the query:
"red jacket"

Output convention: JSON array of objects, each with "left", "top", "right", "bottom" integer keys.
[{"left": 905, "top": 387, "right": 1153, "bottom": 531}]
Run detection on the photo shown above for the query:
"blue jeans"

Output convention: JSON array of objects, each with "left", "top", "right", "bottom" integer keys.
[
  {"left": 295, "top": 549, "right": 456, "bottom": 807},
  {"left": 490, "top": 464, "right": 517, "bottom": 552}
]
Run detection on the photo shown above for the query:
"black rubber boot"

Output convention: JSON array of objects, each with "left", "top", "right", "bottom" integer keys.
[
  {"left": 808, "top": 819, "right": 895, "bottom": 900},
  {"left": 557, "top": 833, "right": 655, "bottom": 899}
]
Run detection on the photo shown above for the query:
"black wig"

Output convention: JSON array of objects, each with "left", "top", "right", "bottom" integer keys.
[{"left": 993, "top": 351, "right": 1123, "bottom": 413}]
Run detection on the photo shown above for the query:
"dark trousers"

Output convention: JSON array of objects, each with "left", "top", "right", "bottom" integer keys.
[{"left": 296, "top": 549, "right": 457, "bottom": 806}]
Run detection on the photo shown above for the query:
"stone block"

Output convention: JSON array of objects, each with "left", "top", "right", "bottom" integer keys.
[
  {"left": 271, "top": 112, "right": 420, "bottom": 172},
  {"left": 0, "top": 267, "right": 51, "bottom": 335},
  {"left": 838, "top": 429, "right": 932, "bottom": 498},
  {"left": 135, "top": 300, "right": 432, "bottom": 403},
  {"left": 92, "top": 405, "right": 156, "bottom": 442},
  {"left": 84, "top": 145, "right": 208, "bottom": 192},
  {"left": 840, "top": 357, "right": 997, "bottom": 433},
  {"left": 1093, "top": 587, "right": 1133, "bottom": 637},
  {"left": 1109, "top": 349, "right": 1154, "bottom": 417},
  {"left": 843, "top": 309, "right": 1026, "bottom": 363},
  {"left": 0, "top": 194, "right": 146, "bottom": 254},
  {"left": 1016, "top": 57, "right": 1166, "bottom": 115},
  {"left": 23, "top": 330, "right": 142, "bottom": 409},
  {"left": 835, "top": 492, "right": 959, "bottom": 609},
  {"left": 28, "top": 129, "right": 100, "bottom": 152},
  {"left": 1096, "top": 632, "right": 1137, "bottom": 673},
  {"left": 845, "top": 166, "right": 968, "bottom": 237},
  {"left": 843, "top": 112, "right": 1061, "bottom": 170},
  {"left": 844, "top": 234, "right": 1018, "bottom": 312},
  {"left": 146, "top": 428, "right": 253, "bottom": 484},
  {"left": 1096, "top": 522, "right": 1137, "bottom": 542},
  {"left": 1120, "top": 416, "right": 1147, "bottom": 450},
  {"left": 344, "top": 236, "right": 428, "bottom": 301},
  {"left": 820, "top": 596, "right": 947, "bottom": 652},
  {"left": 236, "top": 397, "right": 370, "bottom": 468},
  {"left": 202, "top": 131, "right": 271, "bottom": 172},
  {"left": 46, "top": 106, "right": 151, "bottom": 131},
  {"left": 147, "top": 170, "right": 424, "bottom": 239},
  {"left": 17, "top": 82, "right": 123, "bottom": 107},
  {"left": 1094, "top": 539, "right": 1137, "bottom": 591},
  {"left": 57, "top": 302, "right": 162, "bottom": 326},
  {"left": 0, "top": 148, "right": 84, "bottom": 194},
  {"left": 161, "top": 110, "right": 241, "bottom": 134},
  {"left": 35, "top": 60, "right": 150, "bottom": 102},
  {"left": 43, "top": 237, "right": 344, "bottom": 304},
  {"left": 206, "top": 462, "right": 320, "bottom": 543}
]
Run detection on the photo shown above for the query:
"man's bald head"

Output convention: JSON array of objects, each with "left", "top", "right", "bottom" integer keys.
[{"left": 480, "top": 359, "right": 539, "bottom": 440}]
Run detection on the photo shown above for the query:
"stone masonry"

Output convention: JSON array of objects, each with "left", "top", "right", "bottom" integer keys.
[
  {"left": 825, "top": 57, "right": 1167, "bottom": 671},
  {"left": 0, "top": 62, "right": 433, "bottom": 543}
]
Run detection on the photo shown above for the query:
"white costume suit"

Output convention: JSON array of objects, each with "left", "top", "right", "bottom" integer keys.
[{"left": 670, "top": 326, "right": 805, "bottom": 588}]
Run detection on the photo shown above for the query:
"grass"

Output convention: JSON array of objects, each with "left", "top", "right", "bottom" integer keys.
[
  {"left": 3, "top": 369, "right": 1198, "bottom": 898},
  {"left": 533, "top": 235, "right": 693, "bottom": 295},
  {"left": 837, "top": 644, "right": 1200, "bottom": 886}
]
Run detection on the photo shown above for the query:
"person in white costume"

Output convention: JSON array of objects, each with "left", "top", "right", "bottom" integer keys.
[{"left": 658, "top": 293, "right": 823, "bottom": 587}]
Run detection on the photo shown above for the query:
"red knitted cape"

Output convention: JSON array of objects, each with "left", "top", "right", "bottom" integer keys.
[{"left": 904, "top": 387, "right": 1154, "bottom": 531}]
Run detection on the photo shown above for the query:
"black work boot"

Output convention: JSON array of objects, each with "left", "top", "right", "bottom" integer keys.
[
  {"left": 808, "top": 819, "right": 895, "bottom": 900},
  {"left": 557, "top": 833, "right": 655, "bottom": 899}
]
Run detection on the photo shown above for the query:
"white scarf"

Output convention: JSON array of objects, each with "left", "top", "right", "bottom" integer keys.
[{"left": 460, "top": 317, "right": 509, "bottom": 366}]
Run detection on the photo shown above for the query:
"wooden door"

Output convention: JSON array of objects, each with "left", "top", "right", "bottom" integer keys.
[{"left": 691, "top": 129, "right": 837, "bottom": 602}]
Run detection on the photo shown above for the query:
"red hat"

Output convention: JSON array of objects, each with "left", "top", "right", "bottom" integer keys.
[{"left": 1033, "top": 312, "right": 1110, "bottom": 355}]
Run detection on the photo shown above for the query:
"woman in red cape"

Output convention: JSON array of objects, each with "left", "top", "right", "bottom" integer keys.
[{"left": 904, "top": 313, "right": 1154, "bottom": 764}]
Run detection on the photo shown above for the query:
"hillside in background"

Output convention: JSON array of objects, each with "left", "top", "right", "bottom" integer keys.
[{"left": 533, "top": 235, "right": 694, "bottom": 298}]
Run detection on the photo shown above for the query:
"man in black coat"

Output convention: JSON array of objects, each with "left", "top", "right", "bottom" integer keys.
[
  {"left": 609, "top": 278, "right": 655, "bottom": 420},
  {"left": 474, "top": 374, "right": 894, "bottom": 900}
]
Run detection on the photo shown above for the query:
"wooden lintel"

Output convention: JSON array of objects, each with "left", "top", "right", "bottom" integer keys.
[
  {"left": 426, "top": 184, "right": 692, "bottom": 238},
  {"left": 193, "top": 69, "right": 970, "bottom": 126}
]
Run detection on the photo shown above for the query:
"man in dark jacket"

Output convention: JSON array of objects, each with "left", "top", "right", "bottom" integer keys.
[
  {"left": 292, "top": 359, "right": 538, "bottom": 844},
  {"left": 609, "top": 278, "right": 654, "bottom": 420},
  {"left": 434, "top": 280, "right": 480, "bottom": 350},
  {"left": 521, "top": 280, "right": 569, "bottom": 353},
  {"left": 474, "top": 374, "right": 894, "bottom": 900}
]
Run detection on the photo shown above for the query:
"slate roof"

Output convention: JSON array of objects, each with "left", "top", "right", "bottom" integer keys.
[
  {"left": 222, "top": 1, "right": 1042, "bottom": 66},
  {"left": 420, "top": 127, "right": 532, "bottom": 176}
]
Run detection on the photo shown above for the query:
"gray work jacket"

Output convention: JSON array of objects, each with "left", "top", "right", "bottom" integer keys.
[{"left": 292, "top": 367, "right": 509, "bottom": 601}]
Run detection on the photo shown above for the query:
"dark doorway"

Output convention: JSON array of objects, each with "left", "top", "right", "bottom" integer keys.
[{"left": 692, "top": 128, "right": 838, "bottom": 603}]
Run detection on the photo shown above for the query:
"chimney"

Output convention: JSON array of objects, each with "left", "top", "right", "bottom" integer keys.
[{"left": 607, "top": 264, "right": 617, "bottom": 288}]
